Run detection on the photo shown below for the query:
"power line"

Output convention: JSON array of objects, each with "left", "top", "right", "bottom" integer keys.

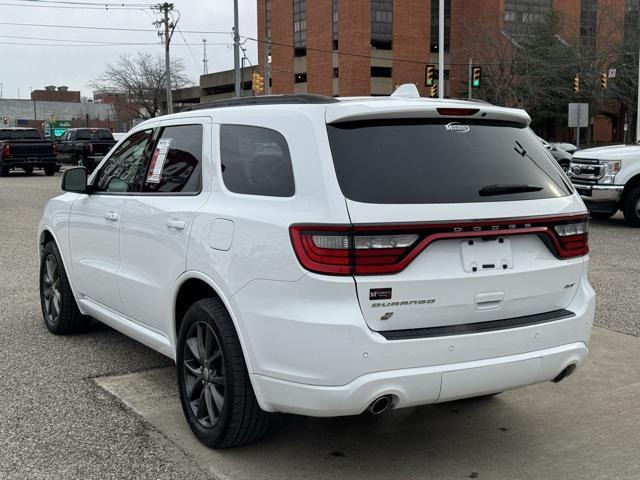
[
  {"left": 241, "top": 35, "right": 635, "bottom": 68},
  {"left": 0, "top": 20, "right": 232, "bottom": 34},
  {"left": 0, "top": 1, "right": 152, "bottom": 10}
]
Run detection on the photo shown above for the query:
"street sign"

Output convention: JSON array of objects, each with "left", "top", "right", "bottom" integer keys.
[
  {"left": 568, "top": 103, "right": 589, "bottom": 128},
  {"left": 608, "top": 68, "right": 617, "bottom": 79}
]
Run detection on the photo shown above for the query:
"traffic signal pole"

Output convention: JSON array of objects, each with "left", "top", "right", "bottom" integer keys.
[
  {"left": 438, "top": 0, "right": 444, "bottom": 99},
  {"left": 233, "top": 0, "right": 241, "bottom": 97},
  {"left": 468, "top": 59, "right": 472, "bottom": 99}
]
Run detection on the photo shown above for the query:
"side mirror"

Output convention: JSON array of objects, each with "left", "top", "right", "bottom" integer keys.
[{"left": 61, "top": 167, "right": 89, "bottom": 193}]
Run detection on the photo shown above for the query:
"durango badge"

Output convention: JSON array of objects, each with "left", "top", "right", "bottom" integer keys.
[{"left": 445, "top": 122, "right": 470, "bottom": 133}]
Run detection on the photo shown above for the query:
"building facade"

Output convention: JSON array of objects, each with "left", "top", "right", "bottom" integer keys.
[{"left": 257, "top": 0, "right": 625, "bottom": 95}]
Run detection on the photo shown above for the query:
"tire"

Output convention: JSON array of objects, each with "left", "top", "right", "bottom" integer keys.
[
  {"left": 23, "top": 166, "right": 34, "bottom": 175},
  {"left": 39, "top": 241, "right": 90, "bottom": 334},
  {"left": 589, "top": 210, "right": 617, "bottom": 220},
  {"left": 177, "top": 298, "right": 269, "bottom": 448},
  {"left": 43, "top": 164, "right": 56, "bottom": 176},
  {"left": 622, "top": 186, "right": 640, "bottom": 227}
]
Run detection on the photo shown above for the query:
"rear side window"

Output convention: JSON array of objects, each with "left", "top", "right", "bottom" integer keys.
[
  {"left": 220, "top": 125, "right": 294, "bottom": 197},
  {"left": 327, "top": 119, "right": 571, "bottom": 204},
  {"left": 143, "top": 124, "right": 203, "bottom": 193}
]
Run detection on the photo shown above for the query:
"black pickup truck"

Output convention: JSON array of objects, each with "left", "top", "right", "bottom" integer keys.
[
  {"left": 56, "top": 128, "right": 117, "bottom": 173},
  {"left": 0, "top": 128, "right": 59, "bottom": 176}
]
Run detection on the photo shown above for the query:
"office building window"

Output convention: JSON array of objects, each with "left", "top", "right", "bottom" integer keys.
[
  {"left": 371, "top": 0, "right": 393, "bottom": 50},
  {"left": 503, "top": 0, "right": 552, "bottom": 36},
  {"left": 332, "top": 0, "right": 339, "bottom": 50},
  {"left": 430, "top": 0, "right": 451, "bottom": 52},
  {"left": 625, "top": 0, "right": 639, "bottom": 41},
  {"left": 580, "top": 0, "right": 597, "bottom": 51},
  {"left": 294, "top": 72, "right": 307, "bottom": 83},
  {"left": 293, "top": 0, "right": 306, "bottom": 56},
  {"left": 371, "top": 66, "right": 392, "bottom": 77}
]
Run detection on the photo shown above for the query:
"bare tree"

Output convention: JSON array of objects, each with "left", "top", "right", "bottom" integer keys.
[{"left": 90, "top": 52, "right": 191, "bottom": 119}]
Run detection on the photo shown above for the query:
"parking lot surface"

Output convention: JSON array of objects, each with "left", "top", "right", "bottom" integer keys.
[{"left": 1, "top": 170, "right": 639, "bottom": 479}]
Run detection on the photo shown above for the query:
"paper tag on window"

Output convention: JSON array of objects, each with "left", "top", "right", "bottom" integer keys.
[{"left": 147, "top": 138, "right": 172, "bottom": 183}]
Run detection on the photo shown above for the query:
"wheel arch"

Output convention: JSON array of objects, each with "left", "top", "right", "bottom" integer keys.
[
  {"left": 621, "top": 173, "right": 640, "bottom": 204},
  {"left": 173, "top": 272, "right": 254, "bottom": 373}
]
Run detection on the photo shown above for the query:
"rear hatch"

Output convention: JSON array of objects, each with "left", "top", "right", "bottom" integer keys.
[{"left": 298, "top": 108, "right": 587, "bottom": 333}]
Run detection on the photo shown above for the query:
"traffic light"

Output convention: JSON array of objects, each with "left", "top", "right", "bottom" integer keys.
[
  {"left": 425, "top": 64, "right": 435, "bottom": 87},
  {"left": 472, "top": 66, "right": 481, "bottom": 88},
  {"left": 252, "top": 72, "right": 264, "bottom": 93},
  {"left": 573, "top": 74, "right": 580, "bottom": 93},
  {"left": 601, "top": 71, "right": 608, "bottom": 89},
  {"left": 2, "top": 116, "right": 7, "bottom": 125},
  {"left": 430, "top": 83, "right": 438, "bottom": 98}
]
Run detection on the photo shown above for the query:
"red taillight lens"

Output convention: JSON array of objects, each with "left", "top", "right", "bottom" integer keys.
[
  {"left": 2, "top": 144, "right": 10, "bottom": 158},
  {"left": 290, "top": 214, "right": 589, "bottom": 276},
  {"left": 290, "top": 226, "right": 419, "bottom": 275},
  {"left": 552, "top": 220, "right": 589, "bottom": 258},
  {"left": 52, "top": 142, "right": 57, "bottom": 154}
]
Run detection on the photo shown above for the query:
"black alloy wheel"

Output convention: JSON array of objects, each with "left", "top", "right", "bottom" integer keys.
[
  {"left": 183, "top": 321, "right": 226, "bottom": 428},
  {"left": 42, "top": 253, "right": 62, "bottom": 326}
]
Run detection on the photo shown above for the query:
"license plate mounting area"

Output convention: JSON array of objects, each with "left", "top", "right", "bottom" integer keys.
[{"left": 461, "top": 237, "right": 513, "bottom": 273}]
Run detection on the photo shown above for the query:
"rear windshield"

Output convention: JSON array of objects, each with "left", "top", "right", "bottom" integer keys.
[
  {"left": 327, "top": 119, "right": 571, "bottom": 204},
  {"left": 75, "top": 129, "right": 114, "bottom": 141},
  {"left": 0, "top": 129, "right": 42, "bottom": 140}
]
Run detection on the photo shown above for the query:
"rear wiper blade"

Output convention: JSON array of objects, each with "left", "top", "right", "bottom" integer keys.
[{"left": 478, "top": 184, "right": 544, "bottom": 196}]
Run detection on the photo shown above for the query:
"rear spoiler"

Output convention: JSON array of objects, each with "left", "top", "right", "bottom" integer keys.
[{"left": 325, "top": 100, "right": 531, "bottom": 126}]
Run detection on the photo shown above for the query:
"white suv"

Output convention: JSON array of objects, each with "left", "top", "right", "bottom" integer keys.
[{"left": 38, "top": 87, "right": 595, "bottom": 448}]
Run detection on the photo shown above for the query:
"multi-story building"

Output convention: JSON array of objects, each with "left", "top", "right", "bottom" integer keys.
[{"left": 258, "top": 0, "right": 626, "bottom": 95}]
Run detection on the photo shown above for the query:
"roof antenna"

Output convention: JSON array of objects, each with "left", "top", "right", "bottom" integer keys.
[{"left": 391, "top": 83, "right": 420, "bottom": 99}]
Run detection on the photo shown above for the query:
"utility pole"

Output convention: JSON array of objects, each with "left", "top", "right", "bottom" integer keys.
[
  {"left": 438, "top": 0, "right": 444, "bottom": 99},
  {"left": 264, "top": 0, "right": 270, "bottom": 95},
  {"left": 153, "top": 3, "right": 177, "bottom": 114},
  {"left": 233, "top": 0, "right": 241, "bottom": 97},
  {"left": 636, "top": 45, "right": 640, "bottom": 142},
  {"left": 203, "top": 39, "right": 209, "bottom": 75}
]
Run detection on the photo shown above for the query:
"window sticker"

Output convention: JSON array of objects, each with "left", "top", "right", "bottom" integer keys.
[{"left": 147, "top": 138, "right": 172, "bottom": 183}]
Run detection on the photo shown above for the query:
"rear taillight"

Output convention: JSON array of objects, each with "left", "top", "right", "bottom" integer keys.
[
  {"left": 553, "top": 219, "right": 589, "bottom": 258},
  {"left": 290, "top": 214, "right": 589, "bottom": 276},
  {"left": 1, "top": 144, "right": 10, "bottom": 158},
  {"left": 52, "top": 142, "right": 57, "bottom": 154}
]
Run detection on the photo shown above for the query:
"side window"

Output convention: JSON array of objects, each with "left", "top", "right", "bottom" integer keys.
[
  {"left": 220, "top": 125, "right": 295, "bottom": 197},
  {"left": 94, "top": 129, "right": 154, "bottom": 193},
  {"left": 142, "top": 124, "right": 203, "bottom": 193}
]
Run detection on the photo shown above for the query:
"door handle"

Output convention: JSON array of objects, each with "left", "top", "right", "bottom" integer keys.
[
  {"left": 105, "top": 211, "right": 119, "bottom": 222},
  {"left": 166, "top": 219, "right": 186, "bottom": 230}
]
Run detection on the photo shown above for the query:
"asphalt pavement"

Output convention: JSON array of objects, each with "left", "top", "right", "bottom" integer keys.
[{"left": 0, "top": 170, "right": 638, "bottom": 479}]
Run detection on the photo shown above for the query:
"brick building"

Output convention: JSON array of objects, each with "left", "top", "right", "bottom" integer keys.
[
  {"left": 257, "top": 0, "right": 631, "bottom": 141},
  {"left": 31, "top": 85, "right": 81, "bottom": 103}
]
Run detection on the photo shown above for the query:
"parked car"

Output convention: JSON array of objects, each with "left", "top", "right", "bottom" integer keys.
[
  {"left": 569, "top": 143, "right": 640, "bottom": 225},
  {"left": 550, "top": 142, "right": 578, "bottom": 154},
  {"left": 538, "top": 137, "right": 572, "bottom": 172},
  {"left": 38, "top": 87, "right": 594, "bottom": 448},
  {"left": 56, "top": 128, "right": 117, "bottom": 173},
  {"left": 0, "top": 127, "right": 59, "bottom": 176}
]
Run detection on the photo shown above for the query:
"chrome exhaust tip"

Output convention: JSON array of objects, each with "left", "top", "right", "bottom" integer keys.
[
  {"left": 366, "top": 395, "right": 392, "bottom": 415},
  {"left": 553, "top": 364, "right": 577, "bottom": 383}
]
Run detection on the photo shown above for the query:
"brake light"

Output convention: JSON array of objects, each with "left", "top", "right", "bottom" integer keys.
[
  {"left": 1, "top": 144, "right": 10, "bottom": 158},
  {"left": 437, "top": 108, "right": 479, "bottom": 116},
  {"left": 290, "top": 214, "right": 589, "bottom": 276},
  {"left": 52, "top": 142, "right": 57, "bottom": 154},
  {"left": 553, "top": 220, "right": 589, "bottom": 258}
]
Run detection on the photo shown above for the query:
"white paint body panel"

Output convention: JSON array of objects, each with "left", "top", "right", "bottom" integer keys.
[{"left": 38, "top": 96, "right": 595, "bottom": 417}]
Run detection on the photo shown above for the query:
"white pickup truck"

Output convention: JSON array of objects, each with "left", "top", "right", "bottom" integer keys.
[{"left": 569, "top": 144, "right": 640, "bottom": 226}]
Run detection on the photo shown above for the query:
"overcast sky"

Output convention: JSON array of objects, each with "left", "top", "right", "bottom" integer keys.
[{"left": 0, "top": 0, "right": 257, "bottom": 99}]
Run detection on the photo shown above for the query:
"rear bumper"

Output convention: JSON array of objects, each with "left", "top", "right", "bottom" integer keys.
[
  {"left": 2, "top": 156, "right": 59, "bottom": 168},
  {"left": 233, "top": 263, "right": 595, "bottom": 416},
  {"left": 251, "top": 341, "right": 588, "bottom": 416}
]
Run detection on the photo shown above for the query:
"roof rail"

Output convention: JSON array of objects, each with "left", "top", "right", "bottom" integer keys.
[{"left": 181, "top": 94, "right": 340, "bottom": 112}]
